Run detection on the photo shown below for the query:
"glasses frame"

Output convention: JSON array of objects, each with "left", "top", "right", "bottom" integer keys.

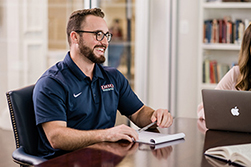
[{"left": 74, "top": 30, "right": 112, "bottom": 42}]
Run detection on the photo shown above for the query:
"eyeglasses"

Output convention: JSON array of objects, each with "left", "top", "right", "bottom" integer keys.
[{"left": 74, "top": 30, "right": 112, "bottom": 42}]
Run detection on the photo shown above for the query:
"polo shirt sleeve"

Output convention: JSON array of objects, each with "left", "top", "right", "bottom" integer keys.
[
  {"left": 33, "top": 77, "right": 67, "bottom": 125},
  {"left": 116, "top": 70, "right": 144, "bottom": 116}
]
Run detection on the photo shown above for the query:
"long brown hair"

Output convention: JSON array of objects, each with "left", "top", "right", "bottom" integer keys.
[{"left": 236, "top": 24, "right": 251, "bottom": 90}]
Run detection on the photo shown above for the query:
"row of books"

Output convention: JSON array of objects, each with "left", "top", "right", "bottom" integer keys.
[
  {"left": 203, "top": 17, "right": 251, "bottom": 45},
  {"left": 202, "top": 59, "right": 232, "bottom": 84}
]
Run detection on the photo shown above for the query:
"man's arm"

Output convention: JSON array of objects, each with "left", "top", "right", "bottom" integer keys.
[
  {"left": 42, "top": 121, "right": 139, "bottom": 151},
  {"left": 129, "top": 105, "right": 173, "bottom": 128}
]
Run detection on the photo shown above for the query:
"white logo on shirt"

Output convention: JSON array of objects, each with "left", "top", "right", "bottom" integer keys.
[{"left": 73, "top": 92, "right": 82, "bottom": 98}]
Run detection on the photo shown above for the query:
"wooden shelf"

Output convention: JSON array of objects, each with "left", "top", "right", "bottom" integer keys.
[
  {"left": 202, "top": 43, "right": 241, "bottom": 50},
  {"left": 200, "top": 83, "right": 217, "bottom": 90},
  {"left": 203, "top": 2, "right": 251, "bottom": 9}
]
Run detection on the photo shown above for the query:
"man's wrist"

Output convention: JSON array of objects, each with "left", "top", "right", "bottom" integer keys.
[{"left": 96, "top": 129, "right": 107, "bottom": 142}]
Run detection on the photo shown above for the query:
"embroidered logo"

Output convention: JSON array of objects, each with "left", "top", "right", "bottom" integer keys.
[
  {"left": 101, "top": 84, "right": 114, "bottom": 92},
  {"left": 73, "top": 92, "right": 82, "bottom": 98}
]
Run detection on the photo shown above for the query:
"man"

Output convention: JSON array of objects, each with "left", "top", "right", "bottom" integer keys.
[{"left": 33, "top": 8, "right": 173, "bottom": 158}]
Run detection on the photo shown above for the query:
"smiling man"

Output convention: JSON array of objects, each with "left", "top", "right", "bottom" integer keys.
[{"left": 33, "top": 8, "right": 173, "bottom": 158}]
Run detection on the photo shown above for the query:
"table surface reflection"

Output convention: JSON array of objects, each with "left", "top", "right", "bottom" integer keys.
[{"left": 36, "top": 118, "right": 251, "bottom": 167}]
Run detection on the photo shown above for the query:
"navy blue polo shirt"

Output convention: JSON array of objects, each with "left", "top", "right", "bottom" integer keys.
[{"left": 33, "top": 52, "right": 144, "bottom": 158}]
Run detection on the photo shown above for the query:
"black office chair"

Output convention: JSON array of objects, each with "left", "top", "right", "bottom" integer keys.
[{"left": 6, "top": 85, "right": 47, "bottom": 167}]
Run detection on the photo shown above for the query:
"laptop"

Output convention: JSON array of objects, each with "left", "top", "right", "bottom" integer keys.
[{"left": 202, "top": 89, "right": 251, "bottom": 133}]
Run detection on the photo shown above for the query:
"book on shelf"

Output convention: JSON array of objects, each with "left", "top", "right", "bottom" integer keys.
[
  {"left": 204, "top": 20, "right": 212, "bottom": 43},
  {"left": 203, "top": 59, "right": 211, "bottom": 83},
  {"left": 235, "top": 19, "right": 242, "bottom": 44},
  {"left": 212, "top": 19, "right": 219, "bottom": 43},
  {"left": 210, "top": 60, "right": 217, "bottom": 83},
  {"left": 232, "top": 22, "right": 236, "bottom": 44},
  {"left": 203, "top": 17, "right": 249, "bottom": 45},
  {"left": 222, "top": 19, "right": 227, "bottom": 43},
  {"left": 204, "top": 143, "right": 251, "bottom": 167},
  {"left": 218, "top": 19, "right": 223, "bottom": 43},
  {"left": 203, "top": 59, "right": 230, "bottom": 84},
  {"left": 238, "top": 22, "right": 245, "bottom": 44},
  {"left": 226, "top": 20, "right": 232, "bottom": 43}
]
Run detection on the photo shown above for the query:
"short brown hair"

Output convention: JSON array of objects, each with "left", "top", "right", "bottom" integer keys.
[{"left": 66, "top": 8, "right": 105, "bottom": 46}]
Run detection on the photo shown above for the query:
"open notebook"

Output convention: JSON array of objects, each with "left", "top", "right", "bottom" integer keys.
[{"left": 134, "top": 131, "right": 185, "bottom": 145}]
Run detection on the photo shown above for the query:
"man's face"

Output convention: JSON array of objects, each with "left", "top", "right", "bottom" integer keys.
[{"left": 78, "top": 15, "right": 109, "bottom": 64}]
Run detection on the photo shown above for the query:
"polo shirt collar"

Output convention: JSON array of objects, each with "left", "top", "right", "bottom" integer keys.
[
  {"left": 93, "top": 63, "right": 104, "bottom": 80},
  {"left": 64, "top": 51, "right": 104, "bottom": 81}
]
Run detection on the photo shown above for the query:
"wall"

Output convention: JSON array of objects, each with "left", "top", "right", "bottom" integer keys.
[
  {"left": 0, "top": 0, "right": 48, "bottom": 130},
  {"left": 0, "top": 0, "right": 10, "bottom": 130},
  {"left": 176, "top": 0, "right": 199, "bottom": 118},
  {"left": 135, "top": 0, "right": 199, "bottom": 118},
  {"left": 147, "top": 0, "right": 171, "bottom": 110},
  {"left": 135, "top": 0, "right": 177, "bottom": 114}
]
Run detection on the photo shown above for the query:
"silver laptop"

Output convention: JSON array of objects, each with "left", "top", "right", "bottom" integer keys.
[{"left": 202, "top": 89, "right": 251, "bottom": 133}]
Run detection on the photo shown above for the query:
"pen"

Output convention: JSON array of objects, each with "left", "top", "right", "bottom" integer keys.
[{"left": 138, "top": 121, "right": 157, "bottom": 132}]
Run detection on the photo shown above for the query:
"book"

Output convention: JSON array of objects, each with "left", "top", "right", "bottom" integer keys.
[
  {"left": 204, "top": 143, "right": 251, "bottom": 167},
  {"left": 224, "top": 16, "right": 231, "bottom": 43},
  {"left": 218, "top": 63, "right": 230, "bottom": 80},
  {"left": 210, "top": 60, "right": 217, "bottom": 83},
  {"left": 226, "top": 21, "right": 232, "bottom": 43},
  {"left": 204, "top": 59, "right": 210, "bottom": 83},
  {"left": 218, "top": 19, "right": 223, "bottom": 43},
  {"left": 235, "top": 19, "right": 242, "bottom": 44},
  {"left": 222, "top": 19, "right": 227, "bottom": 43},
  {"left": 213, "top": 61, "right": 219, "bottom": 83},
  {"left": 204, "top": 20, "right": 212, "bottom": 43},
  {"left": 202, "top": 58, "right": 230, "bottom": 84},
  {"left": 212, "top": 19, "right": 219, "bottom": 43},
  {"left": 134, "top": 131, "right": 185, "bottom": 145},
  {"left": 238, "top": 22, "right": 245, "bottom": 44},
  {"left": 203, "top": 18, "right": 251, "bottom": 45},
  {"left": 231, "top": 22, "right": 235, "bottom": 44}
]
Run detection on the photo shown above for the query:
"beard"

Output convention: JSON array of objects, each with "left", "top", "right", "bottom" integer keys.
[{"left": 78, "top": 38, "right": 106, "bottom": 64}]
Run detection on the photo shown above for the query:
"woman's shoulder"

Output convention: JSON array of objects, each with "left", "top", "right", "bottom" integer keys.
[
  {"left": 232, "top": 65, "right": 239, "bottom": 71},
  {"left": 216, "top": 65, "right": 239, "bottom": 90},
  {"left": 231, "top": 65, "right": 240, "bottom": 76}
]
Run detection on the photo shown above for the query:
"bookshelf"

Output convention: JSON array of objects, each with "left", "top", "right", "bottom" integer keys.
[
  {"left": 202, "top": 2, "right": 251, "bottom": 8},
  {"left": 197, "top": 0, "right": 251, "bottom": 102}
]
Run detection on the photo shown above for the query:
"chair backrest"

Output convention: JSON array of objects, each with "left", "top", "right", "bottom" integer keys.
[{"left": 6, "top": 84, "right": 38, "bottom": 155}]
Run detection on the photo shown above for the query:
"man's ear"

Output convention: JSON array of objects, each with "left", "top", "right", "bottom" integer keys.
[{"left": 70, "top": 31, "right": 78, "bottom": 44}]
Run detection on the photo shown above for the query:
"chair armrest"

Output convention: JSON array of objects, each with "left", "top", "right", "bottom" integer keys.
[{"left": 12, "top": 146, "right": 47, "bottom": 166}]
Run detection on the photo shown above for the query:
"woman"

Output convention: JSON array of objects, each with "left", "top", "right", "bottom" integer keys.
[{"left": 197, "top": 23, "right": 251, "bottom": 119}]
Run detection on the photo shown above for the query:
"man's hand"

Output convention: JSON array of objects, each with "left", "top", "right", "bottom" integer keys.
[
  {"left": 42, "top": 121, "right": 138, "bottom": 151},
  {"left": 130, "top": 105, "right": 173, "bottom": 129},
  {"left": 151, "top": 109, "right": 173, "bottom": 128},
  {"left": 104, "top": 124, "right": 139, "bottom": 142}
]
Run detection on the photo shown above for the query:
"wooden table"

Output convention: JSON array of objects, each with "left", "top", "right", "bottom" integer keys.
[{"left": 36, "top": 118, "right": 251, "bottom": 167}]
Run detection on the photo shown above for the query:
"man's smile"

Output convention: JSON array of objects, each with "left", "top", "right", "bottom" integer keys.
[{"left": 94, "top": 46, "right": 106, "bottom": 55}]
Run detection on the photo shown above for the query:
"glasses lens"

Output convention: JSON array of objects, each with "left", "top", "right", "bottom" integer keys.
[
  {"left": 106, "top": 33, "right": 112, "bottom": 42},
  {"left": 96, "top": 31, "right": 104, "bottom": 41},
  {"left": 95, "top": 31, "right": 112, "bottom": 42}
]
